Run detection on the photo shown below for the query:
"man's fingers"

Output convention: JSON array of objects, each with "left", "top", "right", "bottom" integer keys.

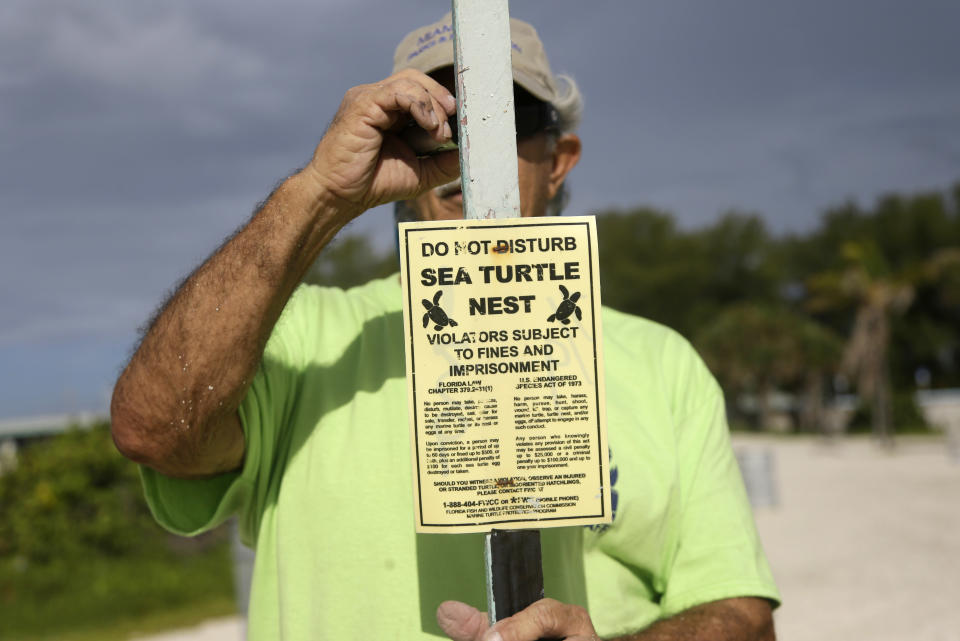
[
  {"left": 488, "top": 599, "right": 596, "bottom": 641},
  {"left": 397, "top": 67, "right": 458, "bottom": 117},
  {"left": 437, "top": 600, "right": 490, "bottom": 641},
  {"left": 367, "top": 75, "right": 450, "bottom": 139},
  {"left": 393, "top": 90, "right": 449, "bottom": 141},
  {"left": 330, "top": 71, "right": 455, "bottom": 146}
]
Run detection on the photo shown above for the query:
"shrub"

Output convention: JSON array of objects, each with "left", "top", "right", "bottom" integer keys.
[
  {"left": 0, "top": 423, "right": 163, "bottom": 563},
  {"left": 847, "top": 392, "right": 933, "bottom": 434},
  {"left": 0, "top": 423, "right": 235, "bottom": 639}
]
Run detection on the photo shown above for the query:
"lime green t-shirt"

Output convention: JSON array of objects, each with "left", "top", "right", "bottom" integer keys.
[{"left": 141, "top": 275, "right": 779, "bottom": 639}]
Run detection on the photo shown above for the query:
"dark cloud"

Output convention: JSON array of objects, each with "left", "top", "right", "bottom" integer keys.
[{"left": 2, "top": 0, "right": 959, "bottom": 417}]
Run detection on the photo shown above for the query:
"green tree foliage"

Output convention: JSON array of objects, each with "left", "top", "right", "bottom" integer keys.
[
  {"left": 593, "top": 181, "right": 959, "bottom": 434},
  {"left": 0, "top": 423, "right": 161, "bottom": 564},
  {"left": 782, "top": 188, "right": 960, "bottom": 389},
  {"left": 694, "top": 304, "right": 841, "bottom": 431},
  {"left": 596, "top": 209, "right": 780, "bottom": 338},
  {"left": 0, "top": 424, "right": 235, "bottom": 638}
]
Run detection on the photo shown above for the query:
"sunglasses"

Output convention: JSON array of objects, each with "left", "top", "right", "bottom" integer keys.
[{"left": 402, "top": 101, "right": 559, "bottom": 156}]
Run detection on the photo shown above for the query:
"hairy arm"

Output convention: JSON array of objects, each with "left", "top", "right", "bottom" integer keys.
[
  {"left": 619, "top": 598, "right": 775, "bottom": 641},
  {"left": 111, "top": 70, "right": 458, "bottom": 478},
  {"left": 437, "top": 596, "right": 774, "bottom": 641},
  {"left": 110, "top": 173, "right": 350, "bottom": 478}
]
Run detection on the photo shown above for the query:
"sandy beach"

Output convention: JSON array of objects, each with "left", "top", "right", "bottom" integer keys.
[
  {"left": 135, "top": 434, "right": 960, "bottom": 641},
  {"left": 746, "top": 435, "right": 960, "bottom": 641}
]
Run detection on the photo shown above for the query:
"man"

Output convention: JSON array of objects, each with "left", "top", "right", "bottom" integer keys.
[{"left": 111, "top": 13, "right": 779, "bottom": 641}]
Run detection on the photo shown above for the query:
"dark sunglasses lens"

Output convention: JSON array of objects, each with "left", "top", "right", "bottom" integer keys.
[
  {"left": 434, "top": 103, "right": 556, "bottom": 151},
  {"left": 515, "top": 103, "right": 558, "bottom": 139},
  {"left": 514, "top": 106, "right": 539, "bottom": 138}
]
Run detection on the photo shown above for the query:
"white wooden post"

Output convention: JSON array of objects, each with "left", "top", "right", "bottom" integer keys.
[
  {"left": 451, "top": 0, "right": 545, "bottom": 626},
  {"left": 452, "top": 0, "right": 521, "bottom": 220}
]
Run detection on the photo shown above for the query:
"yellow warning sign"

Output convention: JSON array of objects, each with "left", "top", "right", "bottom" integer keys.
[{"left": 399, "top": 216, "right": 611, "bottom": 533}]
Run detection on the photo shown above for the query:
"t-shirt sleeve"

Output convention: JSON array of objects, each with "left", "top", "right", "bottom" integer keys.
[
  {"left": 140, "top": 287, "right": 314, "bottom": 545},
  {"left": 658, "top": 333, "right": 781, "bottom": 615}
]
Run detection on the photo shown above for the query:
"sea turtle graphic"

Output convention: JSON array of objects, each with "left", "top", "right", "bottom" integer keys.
[
  {"left": 547, "top": 285, "right": 582, "bottom": 324},
  {"left": 422, "top": 290, "right": 458, "bottom": 330}
]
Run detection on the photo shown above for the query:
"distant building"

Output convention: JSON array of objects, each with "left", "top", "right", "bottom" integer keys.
[
  {"left": 916, "top": 389, "right": 960, "bottom": 432},
  {"left": 0, "top": 412, "right": 108, "bottom": 473}
]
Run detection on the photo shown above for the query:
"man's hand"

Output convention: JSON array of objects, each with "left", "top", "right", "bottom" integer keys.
[
  {"left": 304, "top": 69, "right": 460, "bottom": 216},
  {"left": 437, "top": 599, "right": 597, "bottom": 641},
  {"left": 437, "top": 597, "right": 775, "bottom": 641}
]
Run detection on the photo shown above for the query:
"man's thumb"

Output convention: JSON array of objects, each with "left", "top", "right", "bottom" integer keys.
[
  {"left": 419, "top": 150, "right": 461, "bottom": 193},
  {"left": 437, "top": 600, "right": 490, "bottom": 641}
]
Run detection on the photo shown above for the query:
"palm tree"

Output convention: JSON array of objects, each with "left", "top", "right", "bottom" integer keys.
[
  {"left": 807, "top": 241, "right": 914, "bottom": 443},
  {"left": 795, "top": 318, "right": 844, "bottom": 434},
  {"left": 696, "top": 303, "right": 841, "bottom": 431}
]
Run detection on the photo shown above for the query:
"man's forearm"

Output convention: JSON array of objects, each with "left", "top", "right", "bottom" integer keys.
[
  {"left": 111, "top": 170, "right": 353, "bottom": 477},
  {"left": 616, "top": 598, "right": 775, "bottom": 641}
]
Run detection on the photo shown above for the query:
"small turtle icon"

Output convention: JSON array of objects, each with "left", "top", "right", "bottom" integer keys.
[
  {"left": 422, "top": 290, "right": 458, "bottom": 330},
  {"left": 547, "top": 285, "right": 582, "bottom": 324}
]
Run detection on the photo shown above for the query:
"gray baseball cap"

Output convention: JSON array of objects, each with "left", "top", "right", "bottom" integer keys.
[{"left": 392, "top": 12, "right": 559, "bottom": 104}]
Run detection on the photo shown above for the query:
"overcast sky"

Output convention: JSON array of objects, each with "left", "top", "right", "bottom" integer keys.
[{"left": 2, "top": 0, "right": 959, "bottom": 419}]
